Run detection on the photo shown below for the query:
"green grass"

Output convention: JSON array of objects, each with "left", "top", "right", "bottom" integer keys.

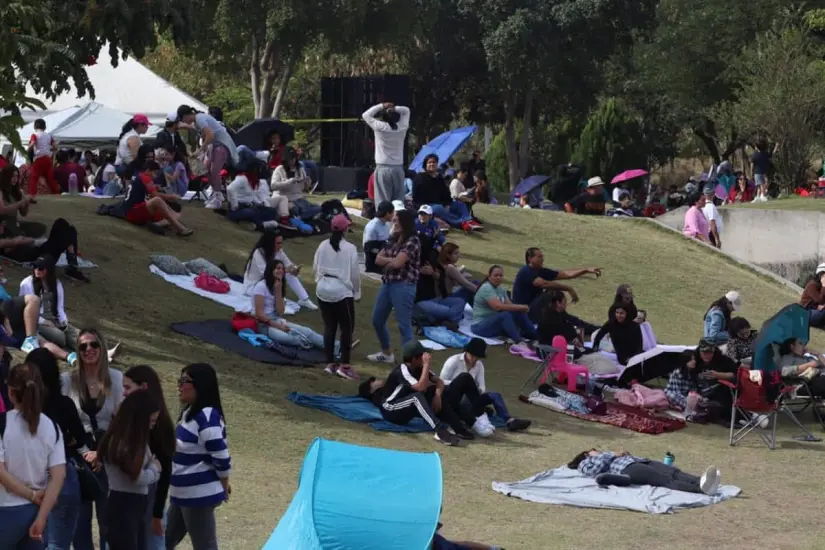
[
  {"left": 730, "top": 195, "right": 825, "bottom": 212},
  {"left": 18, "top": 197, "right": 825, "bottom": 550}
]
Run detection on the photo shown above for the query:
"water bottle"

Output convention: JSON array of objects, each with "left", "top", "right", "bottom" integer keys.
[
  {"left": 68, "top": 173, "right": 78, "bottom": 195},
  {"left": 663, "top": 452, "right": 675, "bottom": 466}
]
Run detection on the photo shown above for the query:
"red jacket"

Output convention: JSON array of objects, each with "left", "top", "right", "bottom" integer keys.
[{"left": 728, "top": 185, "right": 754, "bottom": 203}]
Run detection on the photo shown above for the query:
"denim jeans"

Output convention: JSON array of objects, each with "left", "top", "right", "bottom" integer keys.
[
  {"left": 259, "top": 321, "right": 331, "bottom": 352},
  {"left": 290, "top": 198, "right": 322, "bottom": 219},
  {"left": 486, "top": 391, "right": 510, "bottom": 421},
  {"left": 471, "top": 311, "right": 536, "bottom": 341},
  {"left": 430, "top": 203, "right": 471, "bottom": 227},
  {"left": 226, "top": 206, "right": 279, "bottom": 227},
  {"left": 372, "top": 282, "right": 417, "bottom": 350},
  {"left": 451, "top": 286, "right": 476, "bottom": 306},
  {"left": 46, "top": 461, "right": 81, "bottom": 550},
  {"left": 146, "top": 483, "right": 166, "bottom": 550},
  {"left": 0, "top": 504, "right": 41, "bottom": 550},
  {"left": 810, "top": 308, "right": 825, "bottom": 328},
  {"left": 413, "top": 297, "right": 466, "bottom": 325},
  {"left": 73, "top": 468, "right": 108, "bottom": 550}
]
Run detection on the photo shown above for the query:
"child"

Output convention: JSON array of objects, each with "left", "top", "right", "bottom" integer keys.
[
  {"left": 27, "top": 118, "right": 58, "bottom": 195},
  {"left": 416, "top": 205, "right": 445, "bottom": 252},
  {"left": 160, "top": 147, "right": 189, "bottom": 196}
]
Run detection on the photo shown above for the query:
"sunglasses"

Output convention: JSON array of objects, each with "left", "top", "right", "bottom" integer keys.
[
  {"left": 79, "top": 341, "right": 101, "bottom": 352},
  {"left": 178, "top": 377, "right": 194, "bottom": 386}
]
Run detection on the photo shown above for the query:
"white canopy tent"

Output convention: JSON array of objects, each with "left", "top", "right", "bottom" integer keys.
[{"left": 22, "top": 46, "right": 207, "bottom": 126}]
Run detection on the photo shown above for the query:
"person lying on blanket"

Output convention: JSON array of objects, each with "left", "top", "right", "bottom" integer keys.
[
  {"left": 124, "top": 161, "right": 194, "bottom": 236},
  {"left": 589, "top": 302, "right": 644, "bottom": 365},
  {"left": 358, "top": 340, "right": 492, "bottom": 447},
  {"left": 439, "top": 338, "right": 531, "bottom": 435},
  {"left": 665, "top": 340, "right": 736, "bottom": 423},
  {"left": 236, "top": 258, "right": 333, "bottom": 353},
  {"left": 568, "top": 448, "right": 721, "bottom": 496},
  {"left": 18, "top": 255, "right": 80, "bottom": 351}
]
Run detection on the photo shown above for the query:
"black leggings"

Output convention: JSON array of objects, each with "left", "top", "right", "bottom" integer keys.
[
  {"left": 442, "top": 372, "right": 487, "bottom": 426},
  {"left": 3, "top": 218, "right": 79, "bottom": 264},
  {"left": 381, "top": 384, "right": 471, "bottom": 434},
  {"left": 623, "top": 462, "right": 702, "bottom": 493},
  {"left": 318, "top": 296, "right": 354, "bottom": 364}
]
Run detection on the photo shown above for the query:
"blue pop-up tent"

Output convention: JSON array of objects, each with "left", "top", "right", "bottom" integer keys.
[
  {"left": 263, "top": 438, "right": 443, "bottom": 550},
  {"left": 409, "top": 126, "right": 477, "bottom": 172}
]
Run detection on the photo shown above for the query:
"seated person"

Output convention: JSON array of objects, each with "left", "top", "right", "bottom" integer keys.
[
  {"left": 723, "top": 317, "right": 756, "bottom": 364},
  {"left": 0, "top": 166, "right": 90, "bottom": 282},
  {"left": 440, "top": 338, "right": 531, "bottom": 434},
  {"left": 226, "top": 166, "right": 279, "bottom": 229},
  {"left": 358, "top": 340, "right": 490, "bottom": 446},
  {"left": 569, "top": 448, "right": 721, "bottom": 496},
  {"left": 438, "top": 243, "right": 477, "bottom": 305},
  {"left": 413, "top": 154, "right": 477, "bottom": 231},
  {"left": 270, "top": 146, "right": 314, "bottom": 225},
  {"left": 159, "top": 146, "right": 189, "bottom": 196},
  {"left": 416, "top": 206, "right": 445, "bottom": 252},
  {"left": 471, "top": 265, "right": 535, "bottom": 344},
  {"left": 413, "top": 247, "right": 465, "bottom": 329},
  {"left": 242, "top": 232, "right": 317, "bottom": 309},
  {"left": 53, "top": 149, "right": 87, "bottom": 193},
  {"left": 535, "top": 290, "right": 589, "bottom": 348},
  {"left": 564, "top": 177, "right": 606, "bottom": 215},
  {"left": 703, "top": 291, "right": 741, "bottom": 345},
  {"left": 236, "top": 258, "right": 330, "bottom": 352},
  {"left": 799, "top": 264, "right": 825, "bottom": 328},
  {"left": 124, "top": 161, "right": 193, "bottom": 236},
  {"left": 777, "top": 338, "right": 825, "bottom": 397},
  {"left": 0, "top": 292, "right": 73, "bottom": 363},
  {"left": 591, "top": 302, "right": 643, "bottom": 366},
  {"left": 18, "top": 255, "right": 79, "bottom": 350},
  {"left": 665, "top": 340, "right": 736, "bottom": 418},
  {"left": 266, "top": 130, "right": 285, "bottom": 169},
  {"left": 607, "top": 191, "right": 642, "bottom": 217},
  {"left": 471, "top": 171, "right": 491, "bottom": 205},
  {"left": 363, "top": 200, "right": 394, "bottom": 273}
]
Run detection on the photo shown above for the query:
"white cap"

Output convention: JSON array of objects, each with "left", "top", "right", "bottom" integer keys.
[
  {"left": 587, "top": 176, "right": 605, "bottom": 188},
  {"left": 166, "top": 112, "right": 178, "bottom": 122},
  {"left": 817, "top": 263, "right": 825, "bottom": 275},
  {"left": 725, "top": 290, "right": 742, "bottom": 311},
  {"left": 392, "top": 200, "right": 405, "bottom": 211},
  {"left": 418, "top": 204, "right": 433, "bottom": 215}
]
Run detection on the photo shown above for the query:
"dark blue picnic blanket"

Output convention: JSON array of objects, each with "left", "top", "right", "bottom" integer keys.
[{"left": 287, "top": 392, "right": 505, "bottom": 433}]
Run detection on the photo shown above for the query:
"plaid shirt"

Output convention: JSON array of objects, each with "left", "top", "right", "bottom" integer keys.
[
  {"left": 724, "top": 331, "right": 756, "bottom": 363},
  {"left": 381, "top": 236, "right": 421, "bottom": 285},
  {"left": 578, "top": 452, "right": 641, "bottom": 477},
  {"left": 665, "top": 368, "right": 716, "bottom": 409}
]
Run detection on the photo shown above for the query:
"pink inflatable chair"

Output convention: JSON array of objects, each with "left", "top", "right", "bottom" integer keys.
[{"left": 547, "top": 335, "right": 590, "bottom": 392}]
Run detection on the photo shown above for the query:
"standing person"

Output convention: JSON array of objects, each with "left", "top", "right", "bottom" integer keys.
[
  {"left": 155, "top": 114, "right": 189, "bottom": 166},
  {"left": 362, "top": 102, "right": 410, "bottom": 204},
  {"left": 122, "top": 365, "right": 176, "bottom": 550},
  {"left": 362, "top": 201, "right": 394, "bottom": 273},
  {"left": 313, "top": 215, "right": 361, "bottom": 381},
  {"left": 26, "top": 118, "right": 57, "bottom": 195},
  {"left": 98, "top": 391, "right": 161, "bottom": 550},
  {"left": 682, "top": 192, "right": 710, "bottom": 243},
  {"left": 177, "top": 106, "right": 240, "bottom": 210},
  {"left": 368, "top": 209, "right": 421, "bottom": 364},
  {"left": 62, "top": 328, "right": 124, "bottom": 550},
  {"left": 19, "top": 255, "right": 81, "bottom": 350},
  {"left": 26, "top": 348, "right": 91, "bottom": 550},
  {"left": 242, "top": 232, "right": 317, "bottom": 310},
  {"left": 115, "top": 115, "right": 151, "bottom": 179},
  {"left": 0, "top": 363, "right": 66, "bottom": 548},
  {"left": 751, "top": 140, "right": 772, "bottom": 203},
  {"left": 167, "top": 364, "right": 231, "bottom": 550},
  {"left": 701, "top": 186, "right": 723, "bottom": 249}
]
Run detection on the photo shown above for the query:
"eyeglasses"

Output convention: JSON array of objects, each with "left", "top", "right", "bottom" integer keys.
[
  {"left": 178, "top": 377, "right": 194, "bottom": 386},
  {"left": 78, "top": 341, "right": 101, "bottom": 352}
]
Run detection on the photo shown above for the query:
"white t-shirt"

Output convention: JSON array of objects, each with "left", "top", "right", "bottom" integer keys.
[
  {"left": 241, "top": 279, "right": 277, "bottom": 318},
  {"left": 30, "top": 131, "right": 53, "bottom": 159},
  {"left": 702, "top": 203, "right": 723, "bottom": 235},
  {"left": 116, "top": 129, "right": 141, "bottom": 165},
  {"left": 0, "top": 411, "right": 65, "bottom": 507},
  {"left": 439, "top": 353, "right": 486, "bottom": 393},
  {"left": 449, "top": 178, "right": 466, "bottom": 199}
]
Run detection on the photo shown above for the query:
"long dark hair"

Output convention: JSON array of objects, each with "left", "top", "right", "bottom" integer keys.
[
  {"left": 778, "top": 337, "right": 800, "bottom": 357},
  {"left": 124, "top": 365, "right": 176, "bottom": 458},
  {"left": 0, "top": 165, "right": 22, "bottom": 203},
  {"left": 119, "top": 119, "right": 138, "bottom": 140},
  {"left": 607, "top": 301, "right": 637, "bottom": 326},
  {"left": 32, "top": 257, "right": 59, "bottom": 318},
  {"left": 678, "top": 349, "right": 701, "bottom": 382},
  {"left": 704, "top": 296, "right": 732, "bottom": 326},
  {"left": 329, "top": 229, "right": 344, "bottom": 252},
  {"left": 391, "top": 209, "right": 416, "bottom": 245},
  {"left": 281, "top": 146, "right": 298, "bottom": 178},
  {"left": 181, "top": 363, "right": 225, "bottom": 424},
  {"left": 263, "top": 259, "right": 285, "bottom": 294},
  {"left": 7, "top": 363, "right": 45, "bottom": 435},
  {"left": 381, "top": 107, "right": 401, "bottom": 130},
  {"left": 98, "top": 391, "right": 159, "bottom": 481},
  {"left": 25, "top": 349, "right": 61, "bottom": 411},
  {"left": 246, "top": 232, "right": 279, "bottom": 273}
]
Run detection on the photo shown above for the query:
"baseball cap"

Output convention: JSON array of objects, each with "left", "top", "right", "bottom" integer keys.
[
  {"left": 33, "top": 255, "right": 54, "bottom": 270},
  {"left": 816, "top": 263, "right": 825, "bottom": 276},
  {"left": 725, "top": 290, "right": 742, "bottom": 311},
  {"left": 402, "top": 340, "right": 426, "bottom": 360},
  {"left": 331, "top": 214, "right": 351, "bottom": 232},
  {"left": 166, "top": 112, "right": 179, "bottom": 123},
  {"left": 697, "top": 338, "right": 716, "bottom": 353},
  {"left": 392, "top": 200, "right": 406, "bottom": 211},
  {"left": 376, "top": 200, "right": 394, "bottom": 217},
  {"left": 418, "top": 204, "right": 433, "bottom": 216},
  {"left": 132, "top": 114, "right": 150, "bottom": 126}
]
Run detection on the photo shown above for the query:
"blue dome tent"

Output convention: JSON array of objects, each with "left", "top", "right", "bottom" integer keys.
[{"left": 263, "top": 438, "right": 443, "bottom": 550}]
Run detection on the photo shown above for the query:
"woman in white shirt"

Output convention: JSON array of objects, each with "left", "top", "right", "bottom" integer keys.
[
  {"left": 19, "top": 255, "right": 80, "bottom": 350},
  {"left": 362, "top": 102, "right": 410, "bottom": 203},
  {"left": 0, "top": 363, "right": 66, "bottom": 547},
  {"left": 240, "top": 259, "right": 334, "bottom": 354},
  {"left": 313, "top": 214, "right": 361, "bottom": 381},
  {"left": 114, "top": 114, "right": 150, "bottom": 178},
  {"left": 225, "top": 166, "right": 279, "bottom": 230},
  {"left": 270, "top": 148, "right": 311, "bottom": 223},
  {"left": 242, "top": 232, "right": 317, "bottom": 310}
]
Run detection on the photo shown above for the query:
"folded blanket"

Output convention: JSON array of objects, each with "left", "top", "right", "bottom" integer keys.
[{"left": 422, "top": 326, "right": 470, "bottom": 349}]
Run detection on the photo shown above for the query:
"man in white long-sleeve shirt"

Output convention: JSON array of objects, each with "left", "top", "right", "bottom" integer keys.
[
  {"left": 362, "top": 102, "right": 410, "bottom": 204},
  {"left": 362, "top": 201, "right": 394, "bottom": 273},
  {"left": 440, "top": 338, "right": 531, "bottom": 435}
]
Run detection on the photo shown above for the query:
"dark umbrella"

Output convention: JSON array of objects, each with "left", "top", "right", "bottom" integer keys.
[
  {"left": 234, "top": 119, "right": 295, "bottom": 151},
  {"left": 753, "top": 304, "right": 810, "bottom": 374}
]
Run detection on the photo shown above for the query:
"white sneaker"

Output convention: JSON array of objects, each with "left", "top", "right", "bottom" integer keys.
[
  {"left": 205, "top": 193, "right": 224, "bottom": 209},
  {"left": 298, "top": 298, "right": 319, "bottom": 311},
  {"left": 699, "top": 466, "right": 721, "bottom": 496},
  {"left": 472, "top": 413, "right": 495, "bottom": 437},
  {"left": 367, "top": 352, "right": 395, "bottom": 364},
  {"left": 751, "top": 196, "right": 761, "bottom": 203},
  {"left": 755, "top": 413, "right": 770, "bottom": 429},
  {"left": 21, "top": 336, "right": 40, "bottom": 354},
  {"left": 760, "top": 195, "right": 769, "bottom": 202},
  {"left": 261, "top": 220, "right": 279, "bottom": 230}
]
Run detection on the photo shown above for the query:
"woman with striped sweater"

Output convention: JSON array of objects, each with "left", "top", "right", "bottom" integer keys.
[{"left": 166, "top": 363, "right": 230, "bottom": 550}]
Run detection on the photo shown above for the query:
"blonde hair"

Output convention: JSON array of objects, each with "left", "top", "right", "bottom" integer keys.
[{"left": 69, "top": 328, "right": 112, "bottom": 406}]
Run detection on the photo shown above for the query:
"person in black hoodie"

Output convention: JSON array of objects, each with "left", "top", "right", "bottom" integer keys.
[
  {"left": 591, "top": 302, "right": 644, "bottom": 366},
  {"left": 536, "top": 290, "right": 581, "bottom": 346},
  {"left": 413, "top": 154, "right": 476, "bottom": 230}
]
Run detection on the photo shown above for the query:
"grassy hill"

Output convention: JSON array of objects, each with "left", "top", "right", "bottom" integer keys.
[{"left": 19, "top": 197, "right": 823, "bottom": 550}]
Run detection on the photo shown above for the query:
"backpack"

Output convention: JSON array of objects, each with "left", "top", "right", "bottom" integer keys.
[
  {"left": 194, "top": 273, "right": 230, "bottom": 294},
  {"left": 0, "top": 411, "right": 60, "bottom": 443}
]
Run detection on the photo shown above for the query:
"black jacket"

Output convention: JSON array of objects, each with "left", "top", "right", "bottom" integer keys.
[{"left": 413, "top": 173, "right": 451, "bottom": 207}]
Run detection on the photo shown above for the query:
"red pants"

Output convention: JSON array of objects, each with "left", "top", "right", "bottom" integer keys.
[
  {"left": 28, "top": 156, "right": 58, "bottom": 195},
  {"left": 126, "top": 202, "right": 164, "bottom": 225}
]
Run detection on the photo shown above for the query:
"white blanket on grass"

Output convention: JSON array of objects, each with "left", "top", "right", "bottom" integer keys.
[
  {"left": 149, "top": 265, "right": 299, "bottom": 315},
  {"left": 79, "top": 190, "right": 202, "bottom": 201},
  {"left": 458, "top": 304, "right": 504, "bottom": 346},
  {"left": 492, "top": 467, "right": 741, "bottom": 515}
]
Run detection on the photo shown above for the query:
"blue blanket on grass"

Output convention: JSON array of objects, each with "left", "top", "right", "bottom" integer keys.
[{"left": 287, "top": 392, "right": 505, "bottom": 433}]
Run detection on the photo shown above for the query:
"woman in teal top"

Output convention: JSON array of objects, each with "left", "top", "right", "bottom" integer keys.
[{"left": 471, "top": 265, "right": 536, "bottom": 343}]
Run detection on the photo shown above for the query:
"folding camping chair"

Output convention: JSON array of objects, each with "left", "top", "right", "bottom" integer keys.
[
  {"left": 721, "top": 367, "right": 819, "bottom": 450},
  {"left": 519, "top": 344, "right": 563, "bottom": 395},
  {"left": 781, "top": 377, "right": 825, "bottom": 430}
]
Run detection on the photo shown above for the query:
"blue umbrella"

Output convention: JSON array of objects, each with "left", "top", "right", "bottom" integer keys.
[
  {"left": 409, "top": 126, "right": 477, "bottom": 172},
  {"left": 752, "top": 304, "right": 810, "bottom": 374}
]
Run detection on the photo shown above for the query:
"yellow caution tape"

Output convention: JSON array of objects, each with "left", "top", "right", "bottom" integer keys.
[{"left": 280, "top": 118, "right": 361, "bottom": 124}]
